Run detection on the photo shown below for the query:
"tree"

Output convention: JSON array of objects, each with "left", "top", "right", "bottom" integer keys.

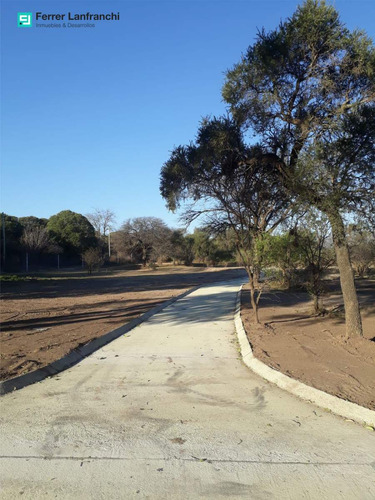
[
  {"left": 260, "top": 230, "right": 300, "bottom": 289},
  {"left": 82, "top": 247, "right": 104, "bottom": 275},
  {"left": 169, "top": 230, "right": 195, "bottom": 265},
  {"left": 0, "top": 214, "right": 23, "bottom": 270},
  {"left": 222, "top": 0, "right": 375, "bottom": 337},
  {"left": 21, "top": 225, "right": 52, "bottom": 255},
  {"left": 348, "top": 225, "right": 375, "bottom": 278},
  {"left": 120, "top": 217, "right": 172, "bottom": 266},
  {"left": 19, "top": 216, "right": 48, "bottom": 229},
  {"left": 160, "top": 117, "right": 291, "bottom": 323},
  {"left": 47, "top": 210, "right": 96, "bottom": 256},
  {"left": 85, "top": 208, "right": 116, "bottom": 238},
  {"left": 192, "top": 229, "right": 215, "bottom": 265},
  {"left": 298, "top": 216, "right": 336, "bottom": 313}
]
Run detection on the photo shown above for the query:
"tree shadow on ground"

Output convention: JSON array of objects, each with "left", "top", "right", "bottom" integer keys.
[{"left": 1, "top": 269, "right": 247, "bottom": 301}]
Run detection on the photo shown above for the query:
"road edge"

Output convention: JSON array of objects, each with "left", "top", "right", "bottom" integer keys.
[
  {"left": 0, "top": 285, "right": 200, "bottom": 396},
  {"left": 234, "top": 284, "right": 375, "bottom": 427}
]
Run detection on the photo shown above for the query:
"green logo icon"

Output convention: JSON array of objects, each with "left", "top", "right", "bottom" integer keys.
[{"left": 18, "top": 13, "right": 32, "bottom": 27}]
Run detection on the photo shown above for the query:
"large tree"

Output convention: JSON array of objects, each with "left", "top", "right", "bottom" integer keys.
[
  {"left": 120, "top": 217, "right": 172, "bottom": 266},
  {"left": 222, "top": 0, "right": 375, "bottom": 337},
  {"left": 47, "top": 210, "right": 96, "bottom": 256},
  {"left": 161, "top": 117, "right": 291, "bottom": 322}
]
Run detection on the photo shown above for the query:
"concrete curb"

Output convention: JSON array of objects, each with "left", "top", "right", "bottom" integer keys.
[
  {"left": 234, "top": 284, "right": 375, "bottom": 427},
  {"left": 0, "top": 286, "right": 200, "bottom": 396}
]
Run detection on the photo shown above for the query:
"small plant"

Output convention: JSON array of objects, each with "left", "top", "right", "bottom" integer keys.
[
  {"left": 82, "top": 247, "right": 104, "bottom": 275},
  {"left": 0, "top": 274, "right": 33, "bottom": 282}
]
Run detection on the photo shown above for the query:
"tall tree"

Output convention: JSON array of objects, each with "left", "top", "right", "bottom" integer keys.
[
  {"left": 222, "top": 0, "right": 375, "bottom": 337},
  {"left": 160, "top": 117, "right": 291, "bottom": 322}
]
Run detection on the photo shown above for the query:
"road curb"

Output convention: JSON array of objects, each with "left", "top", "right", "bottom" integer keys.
[
  {"left": 234, "top": 284, "right": 375, "bottom": 427},
  {"left": 0, "top": 286, "right": 200, "bottom": 396}
]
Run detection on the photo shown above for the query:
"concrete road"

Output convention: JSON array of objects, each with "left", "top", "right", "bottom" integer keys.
[{"left": 1, "top": 280, "right": 374, "bottom": 499}]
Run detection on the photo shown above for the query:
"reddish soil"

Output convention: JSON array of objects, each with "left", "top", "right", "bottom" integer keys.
[
  {"left": 241, "top": 279, "right": 375, "bottom": 410},
  {"left": 0, "top": 265, "right": 244, "bottom": 380}
]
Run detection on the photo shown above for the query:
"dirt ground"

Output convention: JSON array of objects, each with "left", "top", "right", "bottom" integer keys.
[
  {"left": 241, "top": 279, "right": 375, "bottom": 410},
  {"left": 0, "top": 265, "right": 244, "bottom": 380}
]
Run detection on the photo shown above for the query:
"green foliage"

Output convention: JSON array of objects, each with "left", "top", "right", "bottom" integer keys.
[
  {"left": 18, "top": 216, "right": 48, "bottom": 229},
  {"left": 223, "top": 0, "right": 375, "bottom": 138},
  {"left": 47, "top": 210, "right": 96, "bottom": 255},
  {"left": 192, "top": 229, "right": 214, "bottom": 264},
  {"left": 0, "top": 214, "right": 23, "bottom": 247},
  {"left": 169, "top": 230, "right": 195, "bottom": 265},
  {"left": 222, "top": 0, "right": 375, "bottom": 220},
  {"left": 347, "top": 224, "right": 375, "bottom": 277},
  {"left": 259, "top": 231, "right": 301, "bottom": 287},
  {"left": 0, "top": 274, "right": 32, "bottom": 282}
]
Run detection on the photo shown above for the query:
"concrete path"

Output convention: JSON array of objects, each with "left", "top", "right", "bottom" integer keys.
[{"left": 1, "top": 280, "right": 374, "bottom": 499}]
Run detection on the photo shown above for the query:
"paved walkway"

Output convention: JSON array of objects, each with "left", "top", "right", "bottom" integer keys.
[{"left": 1, "top": 280, "right": 374, "bottom": 499}]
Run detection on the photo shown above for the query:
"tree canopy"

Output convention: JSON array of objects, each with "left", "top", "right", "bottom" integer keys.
[
  {"left": 47, "top": 210, "right": 96, "bottom": 255},
  {"left": 120, "top": 217, "right": 172, "bottom": 266}
]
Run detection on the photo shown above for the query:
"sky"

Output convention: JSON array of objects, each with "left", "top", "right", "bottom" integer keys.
[{"left": 1, "top": 0, "right": 375, "bottom": 230}]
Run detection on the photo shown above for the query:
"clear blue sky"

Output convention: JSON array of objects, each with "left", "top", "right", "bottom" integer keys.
[{"left": 1, "top": 0, "right": 374, "bottom": 230}]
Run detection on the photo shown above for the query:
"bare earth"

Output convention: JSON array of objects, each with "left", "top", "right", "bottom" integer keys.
[
  {"left": 241, "top": 279, "right": 375, "bottom": 410},
  {"left": 0, "top": 266, "right": 244, "bottom": 381}
]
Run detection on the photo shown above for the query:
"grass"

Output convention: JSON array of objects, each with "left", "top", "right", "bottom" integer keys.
[{"left": 0, "top": 274, "right": 34, "bottom": 282}]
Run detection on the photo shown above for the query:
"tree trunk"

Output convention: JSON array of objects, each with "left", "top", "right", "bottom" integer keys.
[
  {"left": 246, "top": 266, "right": 260, "bottom": 324},
  {"left": 328, "top": 211, "right": 363, "bottom": 338},
  {"left": 312, "top": 294, "right": 320, "bottom": 314}
]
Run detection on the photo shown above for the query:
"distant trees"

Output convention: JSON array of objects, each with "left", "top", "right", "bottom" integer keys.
[
  {"left": 0, "top": 215, "right": 24, "bottom": 270},
  {"left": 348, "top": 225, "right": 375, "bottom": 278},
  {"left": 21, "top": 225, "right": 52, "bottom": 255},
  {"left": 85, "top": 208, "right": 116, "bottom": 238},
  {"left": 82, "top": 247, "right": 104, "bottom": 275},
  {"left": 260, "top": 231, "right": 300, "bottom": 289},
  {"left": 20, "top": 218, "right": 62, "bottom": 272},
  {"left": 120, "top": 217, "right": 172, "bottom": 266},
  {"left": 19, "top": 217, "right": 51, "bottom": 254},
  {"left": 169, "top": 230, "right": 195, "bottom": 265},
  {"left": 47, "top": 210, "right": 97, "bottom": 256}
]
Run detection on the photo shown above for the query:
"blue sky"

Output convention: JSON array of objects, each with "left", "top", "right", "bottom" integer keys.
[{"left": 1, "top": 0, "right": 374, "bottom": 230}]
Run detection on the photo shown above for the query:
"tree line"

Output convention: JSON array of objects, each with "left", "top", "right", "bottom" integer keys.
[
  {"left": 160, "top": 0, "right": 375, "bottom": 338},
  {"left": 2, "top": 210, "right": 373, "bottom": 305}
]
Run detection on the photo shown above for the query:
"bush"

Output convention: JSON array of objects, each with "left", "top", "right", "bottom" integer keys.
[{"left": 82, "top": 248, "right": 104, "bottom": 275}]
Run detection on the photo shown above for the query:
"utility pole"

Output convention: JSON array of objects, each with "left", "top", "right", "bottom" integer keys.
[
  {"left": 1, "top": 212, "right": 5, "bottom": 271},
  {"left": 108, "top": 232, "right": 111, "bottom": 259}
]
